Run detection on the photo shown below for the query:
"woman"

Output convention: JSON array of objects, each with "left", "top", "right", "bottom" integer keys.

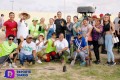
[
  {"left": 36, "top": 33, "right": 45, "bottom": 64},
  {"left": 92, "top": 18, "right": 103, "bottom": 64},
  {"left": 66, "top": 15, "right": 73, "bottom": 47},
  {"left": 46, "top": 18, "right": 56, "bottom": 40},
  {"left": 81, "top": 18, "right": 93, "bottom": 60},
  {"left": 103, "top": 14, "right": 116, "bottom": 65},
  {"left": 44, "top": 32, "right": 56, "bottom": 62}
]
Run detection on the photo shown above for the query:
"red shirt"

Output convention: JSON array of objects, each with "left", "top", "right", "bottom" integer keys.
[{"left": 4, "top": 19, "right": 17, "bottom": 37}]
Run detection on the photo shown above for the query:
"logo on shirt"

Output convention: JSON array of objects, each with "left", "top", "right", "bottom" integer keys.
[{"left": 4, "top": 69, "right": 15, "bottom": 79}]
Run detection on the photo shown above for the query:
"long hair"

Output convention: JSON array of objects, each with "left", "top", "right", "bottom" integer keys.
[{"left": 103, "top": 14, "right": 111, "bottom": 25}]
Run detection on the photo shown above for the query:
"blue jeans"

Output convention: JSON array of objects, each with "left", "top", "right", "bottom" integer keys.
[
  {"left": 105, "top": 34, "right": 115, "bottom": 62},
  {"left": 66, "top": 34, "right": 72, "bottom": 48},
  {"left": 19, "top": 53, "right": 34, "bottom": 65}
]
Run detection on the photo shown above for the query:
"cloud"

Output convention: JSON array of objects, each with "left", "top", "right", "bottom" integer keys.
[{"left": 0, "top": 0, "right": 119, "bottom": 14}]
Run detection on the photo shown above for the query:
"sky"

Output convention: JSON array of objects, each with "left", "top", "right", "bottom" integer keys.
[{"left": 0, "top": 0, "right": 120, "bottom": 15}]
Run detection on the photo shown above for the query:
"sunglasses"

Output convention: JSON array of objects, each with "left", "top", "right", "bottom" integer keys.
[{"left": 8, "top": 38, "right": 14, "bottom": 40}]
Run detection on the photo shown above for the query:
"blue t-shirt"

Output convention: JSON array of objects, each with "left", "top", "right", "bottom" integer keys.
[{"left": 73, "top": 37, "right": 87, "bottom": 49}]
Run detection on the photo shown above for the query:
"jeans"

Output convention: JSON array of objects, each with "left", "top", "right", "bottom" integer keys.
[
  {"left": 19, "top": 53, "right": 34, "bottom": 65},
  {"left": 92, "top": 41, "right": 100, "bottom": 61},
  {"left": 105, "top": 34, "right": 115, "bottom": 62},
  {"left": 66, "top": 34, "right": 72, "bottom": 48},
  {"left": 73, "top": 51, "right": 88, "bottom": 62}
]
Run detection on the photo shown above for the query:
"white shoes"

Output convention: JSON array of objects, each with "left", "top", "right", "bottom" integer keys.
[
  {"left": 12, "top": 63, "right": 17, "bottom": 68},
  {"left": 37, "top": 60, "right": 42, "bottom": 64},
  {"left": 3, "top": 62, "right": 7, "bottom": 67}
]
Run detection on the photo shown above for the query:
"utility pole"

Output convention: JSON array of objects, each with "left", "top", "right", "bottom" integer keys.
[{"left": 10, "top": 0, "right": 14, "bottom": 11}]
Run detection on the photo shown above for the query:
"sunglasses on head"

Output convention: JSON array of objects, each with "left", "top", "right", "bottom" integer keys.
[{"left": 8, "top": 38, "right": 14, "bottom": 40}]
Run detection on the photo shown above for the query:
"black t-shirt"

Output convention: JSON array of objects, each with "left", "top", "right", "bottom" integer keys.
[
  {"left": 54, "top": 18, "right": 67, "bottom": 37},
  {"left": 118, "top": 20, "right": 120, "bottom": 24}
]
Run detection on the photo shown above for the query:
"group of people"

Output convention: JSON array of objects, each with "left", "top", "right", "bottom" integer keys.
[{"left": 0, "top": 11, "right": 120, "bottom": 72}]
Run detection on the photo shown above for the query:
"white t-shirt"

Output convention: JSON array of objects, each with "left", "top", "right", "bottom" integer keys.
[
  {"left": 114, "top": 17, "right": 120, "bottom": 30},
  {"left": 47, "top": 24, "right": 56, "bottom": 32},
  {"left": 17, "top": 20, "right": 29, "bottom": 39},
  {"left": 55, "top": 39, "right": 68, "bottom": 52},
  {"left": 36, "top": 40, "right": 45, "bottom": 52},
  {"left": 20, "top": 40, "right": 36, "bottom": 55}
]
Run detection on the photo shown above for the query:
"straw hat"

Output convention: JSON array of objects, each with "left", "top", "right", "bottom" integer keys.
[{"left": 19, "top": 12, "right": 30, "bottom": 19}]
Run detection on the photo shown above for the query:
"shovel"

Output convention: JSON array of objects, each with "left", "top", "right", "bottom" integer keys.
[{"left": 70, "top": 52, "right": 77, "bottom": 66}]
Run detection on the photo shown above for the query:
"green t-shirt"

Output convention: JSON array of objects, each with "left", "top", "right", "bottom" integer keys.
[
  {"left": 38, "top": 23, "right": 46, "bottom": 34},
  {"left": 0, "top": 41, "right": 17, "bottom": 57},
  {"left": 46, "top": 39, "right": 56, "bottom": 53},
  {"left": 29, "top": 24, "right": 40, "bottom": 38},
  {"left": 73, "top": 22, "right": 80, "bottom": 36}
]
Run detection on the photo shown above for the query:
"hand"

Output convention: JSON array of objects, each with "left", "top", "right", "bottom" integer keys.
[
  {"left": 61, "top": 21, "right": 64, "bottom": 27},
  {"left": 20, "top": 36, "right": 24, "bottom": 42},
  {"left": 76, "top": 49, "right": 80, "bottom": 53},
  {"left": 11, "top": 28, "right": 16, "bottom": 31},
  {"left": 70, "top": 41, "right": 73, "bottom": 44},
  {"left": 10, "top": 53, "right": 13, "bottom": 58},
  {"left": 59, "top": 51, "right": 62, "bottom": 55}
]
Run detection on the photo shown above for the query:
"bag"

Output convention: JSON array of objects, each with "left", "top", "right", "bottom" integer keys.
[
  {"left": 112, "top": 33, "right": 119, "bottom": 44},
  {"left": 112, "top": 36, "right": 119, "bottom": 44},
  {"left": 98, "top": 36, "right": 104, "bottom": 45}
]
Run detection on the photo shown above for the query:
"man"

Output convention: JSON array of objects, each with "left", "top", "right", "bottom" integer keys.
[
  {"left": 66, "top": 15, "right": 73, "bottom": 48},
  {"left": 29, "top": 18, "right": 40, "bottom": 41},
  {"left": 0, "top": 35, "right": 18, "bottom": 68},
  {"left": 2, "top": 12, "right": 17, "bottom": 42},
  {"left": 17, "top": 12, "right": 30, "bottom": 44},
  {"left": 73, "top": 16, "right": 80, "bottom": 37},
  {"left": 54, "top": 11, "right": 67, "bottom": 38},
  {"left": 18, "top": 35, "right": 36, "bottom": 68},
  {"left": 113, "top": 12, "right": 120, "bottom": 48},
  {"left": 0, "top": 14, "right": 4, "bottom": 29},
  {"left": 71, "top": 32, "right": 88, "bottom": 66},
  {"left": 53, "top": 33, "right": 69, "bottom": 72}
]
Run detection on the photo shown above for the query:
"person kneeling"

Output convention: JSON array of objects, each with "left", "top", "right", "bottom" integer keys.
[
  {"left": 72, "top": 32, "right": 88, "bottom": 66},
  {"left": 18, "top": 35, "right": 36, "bottom": 68},
  {"left": 53, "top": 33, "right": 70, "bottom": 72},
  {"left": 43, "top": 32, "right": 57, "bottom": 62},
  {"left": 0, "top": 35, "right": 18, "bottom": 68}
]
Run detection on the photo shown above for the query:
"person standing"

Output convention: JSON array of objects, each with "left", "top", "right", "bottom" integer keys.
[
  {"left": 29, "top": 18, "right": 40, "bottom": 41},
  {"left": 66, "top": 15, "right": 73, "bottom": 47},
  {"left": 0, "top": 14, "right": 4, "bottom": 29},
  {"left": 99, "top": 14, "right": 104, "bottom": 26},
  {"left": 17, "top": 12, "right": 30, "bottom": 44},
  {"left": 2, "top": 12, "right": 17, "bottom": 43},
  {"left": 54, "top": 11, "right": 67, "bottom": 38},
  {"left": 113, "top": 12, "right": 120, "bottom": 48},
  {"left": 46, "top": 18, "right": 56, "bottom": 40},
  {"left": 92, "top": 18, "right": 103, "bottom": 64},
  {"left": 103, "top": 14, "right": 116, "bottom": 66},
  {"left": 38, "top": 17, "right": 47, "bottom": 35},
  {"left": 73, "top": 16, "right": 80, "bottom": 37}
]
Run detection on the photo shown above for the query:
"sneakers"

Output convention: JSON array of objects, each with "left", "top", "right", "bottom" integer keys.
[
  {"left": 80, "top": 61, "right": 86, "bottom": 66},
  {"left": 3, "top": 62, "right": 7, "bottom": 67},
  {"left": 107, "top": 61, "right": 116, "bottom": 66},
  {"left": 93, "top": 60, "right": 100, "bottom": 64},
  {"left": 37, "top": 60, "right": 42, "bottom": 64},
  {"left": 111, "top": 62, "right": 116, "bottom": 66},
  {"left": 12, "top": 63, "right": 17, "bottom": 68},
  {"left": 9, "top": 63, "right": 13, "bottom": 68}
]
